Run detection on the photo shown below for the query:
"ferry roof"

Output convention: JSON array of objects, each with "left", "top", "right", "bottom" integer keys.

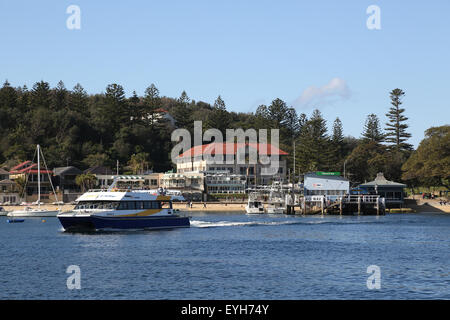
[{"left": 75, "top": 191, "right": 172, "bottom": 202}]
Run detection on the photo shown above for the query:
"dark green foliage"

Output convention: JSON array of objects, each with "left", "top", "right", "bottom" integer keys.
[
  {"left": 0, "top": 81, "right": 175, "bottom": 172},
  {"left": 402, "top": 125, "right": 450, "bottom": 188},
  {"left": 362, "top": 114, "right": 384, "bottom": 143},
  {"left": 206, "top": 95, "right": 231, "bottom": 134},
  {"left": 295, "top": 109, "right": 334, "bottom": 173}
]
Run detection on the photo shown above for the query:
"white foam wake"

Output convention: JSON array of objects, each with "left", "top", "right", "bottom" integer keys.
[{"left": 190, "top": 219, "right": 303, "bottom": 228}]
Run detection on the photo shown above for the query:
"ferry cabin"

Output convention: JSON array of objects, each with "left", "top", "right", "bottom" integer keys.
[
  {"left": 74, "top": 199, "right": 172, "bottom": 211},
  {"left": 72, "top": 190, "right": 174, "bottom": 216}
]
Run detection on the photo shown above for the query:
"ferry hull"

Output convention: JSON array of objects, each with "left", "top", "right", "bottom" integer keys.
[
  {"left": 58, "top": 216, "right": 95, "bottom": 231},
  {"left": 59, "top": 215, "right": 190, "bottom": 231}
]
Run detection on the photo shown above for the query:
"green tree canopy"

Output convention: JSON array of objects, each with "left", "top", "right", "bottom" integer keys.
[{"left": 402, "top": 125, "right": 450, "bottom": 188}]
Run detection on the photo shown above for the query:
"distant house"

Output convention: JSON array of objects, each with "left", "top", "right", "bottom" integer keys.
[
  {"left": 0, "top": 179, "right": 21, "bottom": 204},
  {"left": 359, "top": 172, "right": 406, "bottom": 207},
  {"left": 153, "top": 108, "right": 176, "bottom": 127},
  {"left": 130, "top": 108, "right": 176, "bottom": 127},
  {"left": 0, "top": 168, "right": 9, "bottom": 181},
  {"left": 9, "top": 160, "right": 54, "bottom": 198},
  {"left": 303, "top": 172, "right": 350, "bottom": 200},
  {"left": 54, "top": 166, "right": 83, "bottom": 193}
]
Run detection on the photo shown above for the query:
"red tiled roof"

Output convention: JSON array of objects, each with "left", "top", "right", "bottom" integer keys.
[
  {"left": 9, "top": 160, "right": 31, "bottom": 172},
  {"left": 10, "top": 162, "right": 53, "bottom": 174},
  {"left": 178, "top": 143, "right": 288, "bottom": 158}
]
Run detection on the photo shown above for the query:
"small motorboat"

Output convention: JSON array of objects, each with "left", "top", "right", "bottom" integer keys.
[
  {"left": 7, "top": 219, "right": 25, "bottom": 223},
  {"left": 0, "top": 207, "right": 8, "bottom": 216}
]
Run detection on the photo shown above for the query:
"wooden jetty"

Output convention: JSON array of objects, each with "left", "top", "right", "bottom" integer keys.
[{"left": 286, "top": 195, "right": 386, "bottom": 215}]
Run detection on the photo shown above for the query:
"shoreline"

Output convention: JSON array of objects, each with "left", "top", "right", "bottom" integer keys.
[
  {"left": 1, "top": 200, "right": 449, "bottom": 214},
  {"left": 404, "top": 198, "right": 450, "bottom": 214}
]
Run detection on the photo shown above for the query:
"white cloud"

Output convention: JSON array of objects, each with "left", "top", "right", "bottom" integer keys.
[{"left": 294, "top": 77, "right": 351, "bottom": 108}]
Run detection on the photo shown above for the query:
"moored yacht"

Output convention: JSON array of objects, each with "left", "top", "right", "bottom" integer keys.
[
  {"left": 0, "top": 207, "right": 8, "bottom": 216},
  {"left": 245, "top": 192, "right": 265, "bottom": 214},
  {"left": 7, "top": 145, "right": 60, "bottom": 217},
  {"left": 265, "top": 184, "right": 287, "bottom": 214}
]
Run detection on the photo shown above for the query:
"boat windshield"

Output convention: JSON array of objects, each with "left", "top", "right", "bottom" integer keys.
[
  {"left": 74, "top": 200, "right": 172, "bottom": 210},
  {"left": 74, "top": 201, "right": 120, "bottom": 210}
]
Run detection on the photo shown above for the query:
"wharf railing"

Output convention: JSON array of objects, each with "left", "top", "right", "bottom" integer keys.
[{"left": 288, "top": 194, "right": 385, "bottom": 215}]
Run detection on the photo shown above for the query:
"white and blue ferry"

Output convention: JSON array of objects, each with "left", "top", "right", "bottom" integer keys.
[{"left": 57, "top": 184, "right": 190, "bottom": 232}]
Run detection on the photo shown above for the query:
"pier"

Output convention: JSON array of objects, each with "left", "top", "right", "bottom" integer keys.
[{"left": 286, "top": 194, "right": 386, "bottom": 215}]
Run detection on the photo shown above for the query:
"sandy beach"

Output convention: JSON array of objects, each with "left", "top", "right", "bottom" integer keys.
[{"left": 405, "top": 198, "right": 450, "bottom": 213}]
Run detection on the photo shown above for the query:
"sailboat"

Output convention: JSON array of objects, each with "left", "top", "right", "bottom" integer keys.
[{"left": 7, "top": 145, "right": 60, "bottom": 217}]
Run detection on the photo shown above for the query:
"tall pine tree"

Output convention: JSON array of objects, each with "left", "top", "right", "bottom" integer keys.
[
  {"left": 362, "top": 114, "right": 384, "bottom": 143},
  {"left": 385, "top": 89, "right": 412, "bottom": 151},
  {"left": 296, "top": 109, "right": 332, "bottom": 173}
]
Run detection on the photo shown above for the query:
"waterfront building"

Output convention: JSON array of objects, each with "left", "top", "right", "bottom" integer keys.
[
  {"left": 53, "top": 166, "right": 83, "bottom": 202},
  {"left": 54, "top": 166, "right": 83, "bottom": 193},
  {"left": 176, "top": 142, "right": 288, "bottom": 186},
  {"left": 0, "top": 179, "right": 21, "bottom": 204},
  {"left": 204, "top": 170, "right": 246, "bottom": 194},
  {"left": 161, "top": 172, "right": 204, "bottom": 192},
  {"left": 358, "top": 172, "right": 406, "bottom": 207},
  {"left": 303, "top": 172, "right": 350, "bottom": 200},
  {"left": 9, "top": 160, "right": 57, "bottom": 202}
]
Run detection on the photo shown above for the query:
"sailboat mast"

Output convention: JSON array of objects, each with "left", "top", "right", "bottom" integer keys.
[{"left": 37, "top": 144, "right": 40, "bottom": 208}]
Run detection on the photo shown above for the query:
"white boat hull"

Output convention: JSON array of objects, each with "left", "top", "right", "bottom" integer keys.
[
  {"left": 266, "top": 208, "right": 285, "bottom": 214},
  {"left": 245, "top": 206, "right": 264, "bottom": 214},
  {"left": 7, "top": 209, "right": 59, "bottom": 217}
]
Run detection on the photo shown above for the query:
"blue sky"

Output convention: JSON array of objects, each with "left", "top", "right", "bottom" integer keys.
[{"left": 1, "top": 0, "right": 449, "bottom": 147}]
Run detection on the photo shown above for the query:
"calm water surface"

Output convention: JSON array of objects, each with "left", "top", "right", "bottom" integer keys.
[{"left": 0, "top": 212, "right": 449, "bottom": 299}]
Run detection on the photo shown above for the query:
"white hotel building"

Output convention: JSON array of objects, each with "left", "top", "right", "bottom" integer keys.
[{"left": 176, "top": 142, "right": 288, "bottom": 191}]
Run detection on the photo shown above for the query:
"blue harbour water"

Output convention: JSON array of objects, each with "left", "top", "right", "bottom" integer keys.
[{"left": 0, "top": 212, "right": 449, "bottom": 300}]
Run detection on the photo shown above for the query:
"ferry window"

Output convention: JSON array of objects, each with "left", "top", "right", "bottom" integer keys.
[
  {"left": 128, "top": 201, "right": 136, "bottom": 210},
  {"left": 136, "top": 201, "right": 144, "bottom": 209},
  {"left": 151, "top": 201, "right": 161, "bottom": 209},
  {"left": 143, "top": 201, "right": 152, "bottom": 209},
  {"left": 118, "top": 202, "right": 128, "bottom": 210},
  {"left": 161, "top": 201, "right": 172, "bottom": 209}
]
